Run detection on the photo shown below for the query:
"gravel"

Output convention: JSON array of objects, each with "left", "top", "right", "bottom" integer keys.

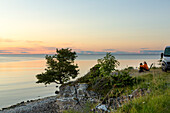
[{"left": 0, "top": 96, "right": 60, "bottom": 113}]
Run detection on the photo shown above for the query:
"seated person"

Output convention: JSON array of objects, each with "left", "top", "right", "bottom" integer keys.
[
  {"left": 139, "top": 63, "right": 144, "bottom": 72},
  {"left": 143, "top": 61, "right": 149, "bottom": 71}
]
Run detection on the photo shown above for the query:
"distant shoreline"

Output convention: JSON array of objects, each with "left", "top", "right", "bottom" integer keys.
[{"left": 0, "top": 53, "right": 162, "bottom": 55}]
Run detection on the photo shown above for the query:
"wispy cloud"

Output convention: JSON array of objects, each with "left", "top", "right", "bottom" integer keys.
[
  {"left": 20, "top": 52, "right": 29, "bottom": 54},
  {"left": 13, "top": 47, "right": 34, "bottom": 51},
  {"left": 0, "top": 50, "right": 13, "bottom": 53},
  {"left": 0, "top": 46, "right": 58, "bottom": 54},
  {"left": 0, "top": 47, "right": 34, "bottom": 54}
]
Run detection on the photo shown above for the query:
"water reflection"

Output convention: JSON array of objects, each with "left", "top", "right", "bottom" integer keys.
[{"left": 0, "top": 57, "right": 160, "bottom": 109}]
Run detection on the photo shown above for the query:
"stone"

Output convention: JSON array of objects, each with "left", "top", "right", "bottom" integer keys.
[{"left": 96, "top": 104, "right": 110, "bottom": 112}]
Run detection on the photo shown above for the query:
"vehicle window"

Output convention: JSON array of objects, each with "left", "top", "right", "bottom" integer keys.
[{"left": 164, "top": 48, "right": 170, "bottom": 56}]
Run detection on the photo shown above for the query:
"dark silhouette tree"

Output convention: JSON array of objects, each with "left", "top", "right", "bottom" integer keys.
[{"left": 36, "top": 48, "right": 79, "bottom": 86}]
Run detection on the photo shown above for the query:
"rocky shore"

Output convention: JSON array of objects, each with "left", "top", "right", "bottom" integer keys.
[
  {"left": 0, "top": 83, "right": 98, "bottom": 113},
  {"left": 0, "top": 82, "right": 150, "bottom": 113},
  {"left": 0, "top": 96, "right": 59, "bottom": 113}
]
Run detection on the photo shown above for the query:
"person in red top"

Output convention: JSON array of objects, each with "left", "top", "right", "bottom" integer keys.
[
  {"left": 139, "top": 62, "right": 149, "bottom": 72},
  {"left": 143, "top": 61, "right": 149, "bottom": 71}
]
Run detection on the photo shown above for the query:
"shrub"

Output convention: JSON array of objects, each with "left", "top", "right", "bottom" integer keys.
[
  {"left": 88, "top": 70, "right": 136, "bottom": 97},
  {"left": 98, "top": 52, "right": 119, "bottom": 77}
]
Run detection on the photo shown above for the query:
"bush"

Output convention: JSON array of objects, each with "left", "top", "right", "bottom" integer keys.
[
  {"left": 111, "top": 71, "right": 135, "bottom": 87},
  {"left": 87, "top": 70, "right": 136, "bottom": 97},
  {"left": 98, "top": 52, "right": 119, "bottom": 77}
]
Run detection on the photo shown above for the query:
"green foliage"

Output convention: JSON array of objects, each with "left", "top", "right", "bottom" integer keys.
[
  {"left": 88, "top": 70, "right": 136, "bottom": 97},
  {"left": 36, "top": 48, "right": 79, "bottom": 85},
  {"left": 74, "top": 53, "right": 119, "bottom": 85},
  {"left": 89, "top": 64, "right": 101, "bottom": 78},
  {"left": 98, "top": 52, "right": 119, "bottom": 76},
  {"left": 89, "top": 76, "right": 114, "bottom": 96},
  {"left": 73, "top": 64, "right": 101, "bottom": 84},
  {"left": 111, "top": 71, "right": 135, "bottom": 87},
  {"left": 66, "top": 53, "right": 134, "bottom": 97},
  {"left": 87, "top": 64, "right": 101, "bottom": 83}
]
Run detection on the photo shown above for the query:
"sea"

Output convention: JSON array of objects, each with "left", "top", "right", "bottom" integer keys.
[{"left": 0, "top": 54, "right": 161, "bottom": 109}]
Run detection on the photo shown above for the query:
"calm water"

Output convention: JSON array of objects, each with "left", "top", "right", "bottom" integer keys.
[{"left": 0, "top": 54, "right": 160, "bottom": 109}]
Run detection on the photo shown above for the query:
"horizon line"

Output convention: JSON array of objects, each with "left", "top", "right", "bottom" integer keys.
[{"left": 0, "top": 53, "right": 162, "bottom": 55}]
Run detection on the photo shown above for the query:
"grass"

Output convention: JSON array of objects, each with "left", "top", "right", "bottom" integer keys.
[
  {"left": 63, "top": 102, "right": 96, "bottom": 113},
  {"left": 64, "top": 68, "right": 170, "bottom": 113},
  {"left": 115, "top": 69, "right": 170, "bottom": 113},
  {"left": 116, "top": 89, "right": 170, "bottom": 113}
]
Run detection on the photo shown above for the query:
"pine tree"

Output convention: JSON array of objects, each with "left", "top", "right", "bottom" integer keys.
[{"left": 36, "top": 48, "right": 79, "bottom": 86}]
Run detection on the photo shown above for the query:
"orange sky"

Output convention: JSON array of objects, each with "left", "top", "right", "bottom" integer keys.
[{"left": 0, "top": 0, "right": 170, "bottom": 54}]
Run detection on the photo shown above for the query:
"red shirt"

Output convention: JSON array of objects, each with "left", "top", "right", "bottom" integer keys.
[{"left": 143, "top": 64, "right": 149, "bottom": 70}]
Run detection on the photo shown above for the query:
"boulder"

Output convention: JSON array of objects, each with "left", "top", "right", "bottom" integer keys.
[{"left": 57, "top": 83, "right": 99, "bottom": 112}]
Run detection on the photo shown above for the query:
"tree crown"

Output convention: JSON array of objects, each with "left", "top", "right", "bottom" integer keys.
[{"left": 36, "top": 48, "right": 79, "bottom": 85}]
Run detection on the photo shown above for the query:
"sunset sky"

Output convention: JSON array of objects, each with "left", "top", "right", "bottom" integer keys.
[{"left": 0, "top": 0, "right": 170, "bottom": 54}]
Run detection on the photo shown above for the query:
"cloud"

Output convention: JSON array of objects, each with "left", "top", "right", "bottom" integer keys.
[
  {"left": 20, "top": 52, "right": 29, "bottom": 53},
  {"left": 13, "top": 47, "right": 33, "bottom": 51},
  {"left": 140, "top": 50, "right": 163, "bottom": 54},
  {"left": 0, "top": 50, "right": 13, "bottom": 53},
  {"left": 0, "top": 47, "right": 34, "bottom": 54},
  {"left": 0, "top": 46, "right": 58, "bottom": 54},
  {"left": 2, "top": 46, "right": 162, "bottom": 55}
]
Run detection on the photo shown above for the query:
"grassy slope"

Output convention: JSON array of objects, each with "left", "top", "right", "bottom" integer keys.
[{"left": 116, "top": 69, "right": 170, "bottom": 113}]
